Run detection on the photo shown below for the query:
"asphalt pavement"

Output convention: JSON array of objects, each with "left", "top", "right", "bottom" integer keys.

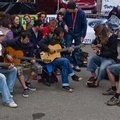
[{"left": 0, "top": 45, "right": 120, "bottom": 120}]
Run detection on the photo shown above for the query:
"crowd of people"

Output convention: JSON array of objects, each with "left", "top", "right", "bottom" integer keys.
[{"left": 0, "top": 0, "right": 120, "bottom": 108}]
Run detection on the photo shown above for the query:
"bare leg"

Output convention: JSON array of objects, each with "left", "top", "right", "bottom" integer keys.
[
  {"left": 91, "top": 72, "right": 100, "bottom": 85},
  {"left": 106, "top": 68, "right": 116, "bottom": 86},
  {"left": 116, "top": 76, "right": 120, "bottom": 93},
  {"left": 26, "top": 71, "right": 37, "bottom": 83},
  {"left": 17, "top": 75, "right": 28, "bottom": 89},
  {"left": 91, "top": 71, "right": 97, "bottom": 78}
]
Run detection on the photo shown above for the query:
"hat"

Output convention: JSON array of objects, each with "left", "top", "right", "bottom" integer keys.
[
  {"left": 94, "top": 23, "right": 104, "bottom": 35},
  {"left": 67, "top": 0, "right": 76, "bottom": 9},
  {"left": 0, "top": 31, "right": 4, "bottom": 36}
]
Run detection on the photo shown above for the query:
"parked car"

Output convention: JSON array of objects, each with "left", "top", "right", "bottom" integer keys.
[
  {"left": 0, "top": 0, "right": 97, "bottom": 14},
  {"left": 36, "top": 0, "right": 98, "bottom": 14},
  {"left": 74, "top": 0, "right": 98, "bottom": 14}
]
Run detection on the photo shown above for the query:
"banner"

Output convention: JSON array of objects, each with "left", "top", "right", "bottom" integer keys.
[
  {"left": 83, "top": 18, "right": 107, "bottom": 44},
  {"left": 101, "top": 0, "right": 120, "bottom": 16}
]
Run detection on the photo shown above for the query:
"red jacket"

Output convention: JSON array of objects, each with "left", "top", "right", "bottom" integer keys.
[{"left": 42, "top": 26, "right": 51, "bottom": 38}]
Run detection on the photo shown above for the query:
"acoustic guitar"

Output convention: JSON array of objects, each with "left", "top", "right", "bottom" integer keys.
[
  {"left": 40, "top": 44, "right": 82, "bottom": 63},
  {"left": 5, "top": 46, "right": 44, "bottom": 63},
  {"left": 4, "top": 46, "right": 24, "bottom": 64}
]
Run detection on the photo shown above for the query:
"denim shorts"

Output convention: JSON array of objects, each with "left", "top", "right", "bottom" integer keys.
[{"left": 107, "top": 64, "right": 120, "bottom": 75}]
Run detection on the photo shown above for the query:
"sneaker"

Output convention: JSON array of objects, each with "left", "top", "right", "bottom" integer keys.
[
  {"left": 86, "top": 77, "right": 98, "bottom": 87},
  {"left": 25, "top": 82, "right": 36, "bottom": 91},
  {"left": 72, "top": 74, "right": 82, "bottom": 82},
  {"left": 86, "top": 77, "right": 95, "bottom": 83},
  {"left": 10, "top": 92, "right": 13, "bottom": 98},
  {"left": 102, "top": 88, "right": 116, "bottom": 95},
  {"left": 10, "top": 94, "right": 13, "bottom": 98},
  {"left": 73, "top": 66, "right": 81, "bottom": 72},
  {"left": 4, "top": 101, "right": 18, "bottom": 108},
  {"left": 23, "top": 89, "right": 29, "bottom": 98},
  {"left": 107, "top": 97, "right": 120, "bottom": 106},
  {"left": 62, "top": 86, "right": 73, "bottom": 92}
]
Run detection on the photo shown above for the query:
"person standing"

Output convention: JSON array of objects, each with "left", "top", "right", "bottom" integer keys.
[{"left": 63, "top": 0, "right": 87, "bottom": 71}]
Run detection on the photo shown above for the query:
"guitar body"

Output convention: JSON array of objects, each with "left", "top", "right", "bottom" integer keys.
[
  {"left": 40, "top": 44, "right": 61, "bottom": 63},
  {"left": 4, "top": 47, "right": 24, "bottom": 64}
]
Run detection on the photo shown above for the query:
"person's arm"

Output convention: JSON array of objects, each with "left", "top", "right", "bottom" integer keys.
[
  {"left": 91, "top": 39, "right": 97, "bottom": 50},
  {"left": 63, "top": 11, "right": 69, "bottom": 33},
  {"left": 80, "top": 11, "right": 87, "bottom": 38},
  {"left": 38, "top": 35, "right": 50, "bottom": 52},
  {"left": 42, "top": 27, "right": 49, "bottom": 38},
  {"left": 6, "top": 31, "right": 14, "bottom": 40}
]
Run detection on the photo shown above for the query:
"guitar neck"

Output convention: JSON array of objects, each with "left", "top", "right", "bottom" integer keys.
[
  {"left": 0, "top": 62, "right": 26, "bottom": 67},
  {"left": 13, "top": 56, "right": 42, "bottom": 62},
  {"left": 57, "top": 45, "right": 81, "bottom": 52}
]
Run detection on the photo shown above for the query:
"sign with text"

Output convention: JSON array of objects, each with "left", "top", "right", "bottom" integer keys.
[
  {"left": 83, "top": 18, "right": 107, "bottom": 44},
  {"left": 101, "top": 0, "right": 120, "bottom": 16}
]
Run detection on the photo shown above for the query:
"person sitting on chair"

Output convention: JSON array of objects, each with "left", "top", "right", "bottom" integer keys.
[
  {"left": 0, "top": 30, "right": 17, "bottom": 108},
  {"left": 103, "top": 64, "right": 120, "bottom": 106},
  {"left": 38, "top": 27, "right": 82, "bottom": 92},
  {"left": 86, "top": 23, "right": 118, "bottom": 87},
  {"left": 2, "top": 30, "right": 42, "bottom": 98}
]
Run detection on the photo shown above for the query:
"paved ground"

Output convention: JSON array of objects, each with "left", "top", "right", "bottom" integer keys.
[{"left": 0, "top": 45, "right": 120, "bottom": 120}]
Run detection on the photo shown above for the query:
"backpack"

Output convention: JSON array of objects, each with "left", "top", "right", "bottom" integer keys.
[{"left": 106, "top": 15, "right": 120, "bottom": 32}]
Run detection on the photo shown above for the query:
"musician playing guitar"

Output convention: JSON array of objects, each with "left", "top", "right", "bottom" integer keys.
[
  {"left": 86, "top": 23, "right": 118, "bottom": 87},
  {"left": 0, "top": 30, "right": 18, "bottom": 107},
  {"left": 2, "top": 30, "right": 42, "bottom": 98},
  {"left": 38, "top": 27, "right": 82, "bottom": 92}
]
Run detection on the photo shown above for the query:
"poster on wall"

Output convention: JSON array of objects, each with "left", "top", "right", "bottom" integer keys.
[
  {"left": 101, "top": 0, "right": 120, "bottom": 16},
  {"left": 83, "top": 18, "right": 107, "bottom": 44}
]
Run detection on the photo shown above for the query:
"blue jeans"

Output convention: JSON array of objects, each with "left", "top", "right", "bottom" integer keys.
[
  {"left": 0, "top": 67, "right": 17, "bottom": 92},
  {"left": 87, "top": 54, "right": 115, "bottom": 81},
  {"left": 107, "top": 64, "right": 120, "bottom": 75},
  {"left": 51, "top": 57, "right": 74, "bottom": 86},
  {"left": 0, "top": 73, "right": 14, "bottom": 103},
  {"left": 65, "top": 34, "right": 81, "bottom": 67}
]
